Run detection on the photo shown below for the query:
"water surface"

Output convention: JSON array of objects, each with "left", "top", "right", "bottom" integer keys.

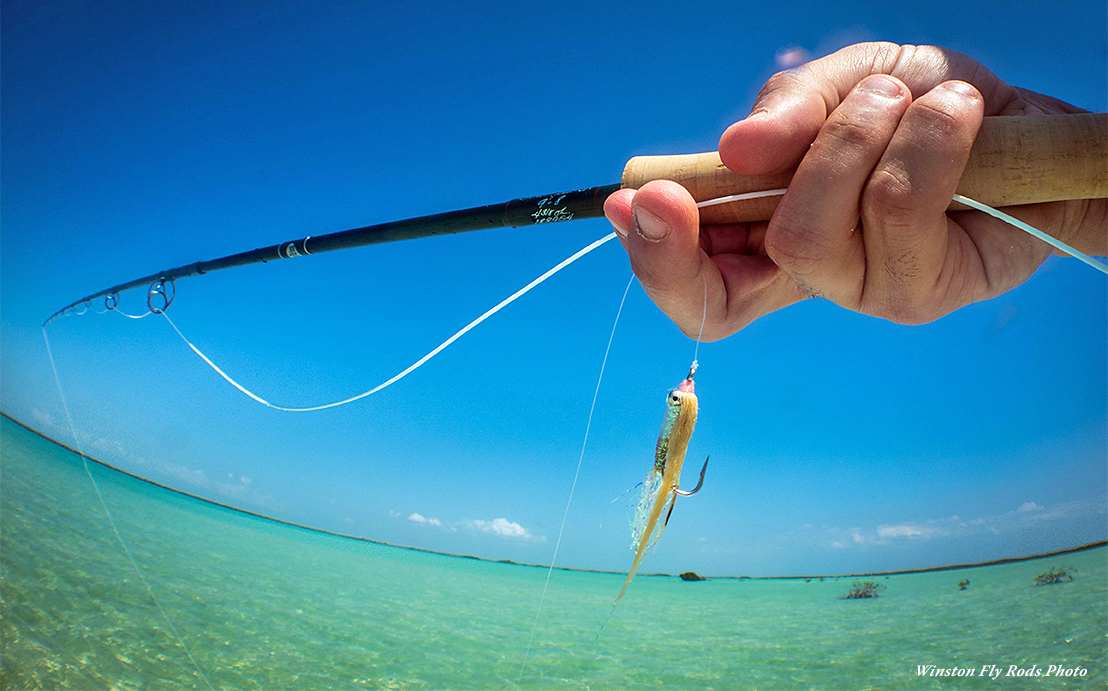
[{"left": 2, "top": 416, "right": 1104, "bottom": 689}]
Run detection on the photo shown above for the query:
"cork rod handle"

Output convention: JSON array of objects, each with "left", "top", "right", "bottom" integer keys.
[{"left": 621, "top": 113, "right": 1107, "bottom": 224}]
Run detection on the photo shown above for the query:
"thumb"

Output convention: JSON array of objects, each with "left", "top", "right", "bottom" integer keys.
[{"left": 604, "top": 180, "right": 709, "bottom": 337}]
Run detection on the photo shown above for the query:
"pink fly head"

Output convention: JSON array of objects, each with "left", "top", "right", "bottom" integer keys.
[{"left": 677, "top": 359, "right": 697, "bottom": 393}]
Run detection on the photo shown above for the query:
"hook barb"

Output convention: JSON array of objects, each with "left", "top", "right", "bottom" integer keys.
[{"left": 674, "top": 455, "right": 709, "bottom": 496}]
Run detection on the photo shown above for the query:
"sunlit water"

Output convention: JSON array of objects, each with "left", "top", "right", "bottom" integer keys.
[{"left": 2, "top": 415, "right": 1104, "bottom": 689}]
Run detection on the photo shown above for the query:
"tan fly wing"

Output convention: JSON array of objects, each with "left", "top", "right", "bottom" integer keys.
[
  {"left": 650, "top": 393, "right": 697, "bottom": 548},
  {"left": 614, "top": 392, "right": 698, "bottom": 602}
]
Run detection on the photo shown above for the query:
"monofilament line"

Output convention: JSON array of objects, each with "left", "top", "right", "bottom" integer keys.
[
  {"left": 517, "top": 274, "right": 636, "bottom": 687},
  {"left": 695, "top": 188, "right": 789, "bottom": 208},
  {"left": 695, "top": 189, "right": 1108, "bottom": 275},
  {"left": 160, "top": 233, "right": 619, "bottom": 412},
  {"left": 693, "top": 272, "right": 707, "bottom": 363},
  {"left": 115, "top": 308, "right": 152, "bottom": 319},
  {"left": 951, "top": 193, "right": 1108, "bottom": 275},
  {"left": 42, "top": 327, "right": 216, "bottom": 691}
]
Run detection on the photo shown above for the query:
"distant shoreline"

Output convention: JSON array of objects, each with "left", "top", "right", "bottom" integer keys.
[{"left": 5, "top": 411, "right": 1105, "bottom": 580}]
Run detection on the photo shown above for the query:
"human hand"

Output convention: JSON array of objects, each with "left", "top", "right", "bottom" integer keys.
[{"left": 604, "top": 42, "right": 1105, "bottom": 340}]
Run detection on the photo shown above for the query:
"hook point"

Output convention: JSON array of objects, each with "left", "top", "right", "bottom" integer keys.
[{"left": 674, "top": 455, "right": 709, "bottom": 496}]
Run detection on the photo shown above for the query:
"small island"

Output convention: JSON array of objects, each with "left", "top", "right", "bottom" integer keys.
[
  {"left": 1034, "top": 567, "right": 1075, "bottom": 585},
  {"left": 841, "top": 580, "right": 885, "bottom": 599},
  {"left": 679, "top": 571, "right": 707, "bottom": 582}
]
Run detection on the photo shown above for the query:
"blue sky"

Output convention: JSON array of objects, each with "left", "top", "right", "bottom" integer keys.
[{"left": 2, "top": 0, "right": 1105, "bottom": 577}]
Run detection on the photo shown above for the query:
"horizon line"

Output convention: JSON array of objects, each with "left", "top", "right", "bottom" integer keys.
[{"left": 5, "top": 411, "right": 1104, "bottom": 580}]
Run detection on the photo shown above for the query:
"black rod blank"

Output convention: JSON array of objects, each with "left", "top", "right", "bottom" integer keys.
[{"left": 45, "top": 183, "right": 620, "bottom": 325}]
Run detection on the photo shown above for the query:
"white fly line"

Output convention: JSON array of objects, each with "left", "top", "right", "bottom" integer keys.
[{"left": 161, "top": 232, "right": 619, "bottom": 411}]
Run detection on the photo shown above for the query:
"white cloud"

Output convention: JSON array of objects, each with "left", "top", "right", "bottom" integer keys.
[
  {"left": 133, "top": 455, "right": 278, "bottom": 511},
  {"left": 159, "top": 460, "right": 209, "bottom": 487},
  {"left": 802, "top": 501, "right": 1104, "bottom": 550},
  {"left": 18, "top": 412, "right": 279, "bottom": 512},
  {"left": 90, "top": 436, "right": 125, "bottom": 457},
  {"left": 30, "top": 409, "right": 57, "bottom": 432},
  {"left": 408, "top": 513, "right": 442, "bottom": 527},
  {"left": 876, "top": 524, "right": 931, "bottom": 539},
  {"left": 465, "top": 518, "right": 545, "bottom": 542}
]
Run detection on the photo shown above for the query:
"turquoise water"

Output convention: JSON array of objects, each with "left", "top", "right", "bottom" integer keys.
[{"left": 2, "top": 416, "right": 1104, "bottom": 690}]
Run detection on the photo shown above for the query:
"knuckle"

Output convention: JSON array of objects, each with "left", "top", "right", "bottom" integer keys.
[
  {"left": 881, "top": 248, "right": 924, "bottom": 287},
  {"left": 869, "top": 43, "right": 953, "bottom": 85},
  {"left": 764, "top": 217, "right": 827, "bottom": 277},
  {"left": 823, "top": 41, "right": 904, "bottom": 74},
  {"left": 896, "top": 44, "right": 942, "bottom": 72},
  {"left": 755, "top": 68, "right": 809, "bottom": 105},
  {"left": 863, "top": 166, "right": 920, "bottom": 228},
  {"left": 821, "top": 116, "right": 880, "bottom": 153},
  {"left": 910, "top": 99, "right": 967, "bottom": 142},
  {"left": 868, "top": 41, "right": 909, "bottom": 71},
  {"left": 765, "top": 67, "right": 808, "bottom": 91},
  {"left": 862, "top": 244, "right": 950, "bottom": 326}
]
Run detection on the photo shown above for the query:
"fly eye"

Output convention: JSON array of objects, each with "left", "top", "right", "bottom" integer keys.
[{"left": 670, "top": 394, "right": 681, "bottom": 404}]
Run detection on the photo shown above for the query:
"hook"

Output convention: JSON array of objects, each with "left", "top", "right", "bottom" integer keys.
[
  {"left": 663, "top": 456, "right": 710, "bottom": 529},
  {"left": 686, "top": 359, "right": 698, "bottom": 382},
  {"left": 674, "top": 455, "right": 709, "bottom": 496}
]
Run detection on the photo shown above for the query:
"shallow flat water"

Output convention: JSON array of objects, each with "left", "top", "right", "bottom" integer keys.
[{"left": 2, "top": 416, "right": 1104, "bottom": 689}]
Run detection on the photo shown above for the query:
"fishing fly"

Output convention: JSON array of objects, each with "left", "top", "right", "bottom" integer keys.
[{"left": 617, "top": 359, "right": 710, "bottom": 603}]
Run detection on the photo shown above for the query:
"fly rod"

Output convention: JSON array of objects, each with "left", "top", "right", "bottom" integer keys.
[{"left": 45, "top": 112, "right": 1106, "bottom": 325}]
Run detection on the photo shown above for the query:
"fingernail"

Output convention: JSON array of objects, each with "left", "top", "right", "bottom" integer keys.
[
  {"left": 608, "top": 215, "right": 629, "bottom": 239},
  {"left": 858, "top": 75, "right": 902, "bottom": 99},
  {"left": 633, "top": 206, "right": 670, "bottom": 242},
  {"left": 941, "top": 80, "right": 979, "bottom": 100}
]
